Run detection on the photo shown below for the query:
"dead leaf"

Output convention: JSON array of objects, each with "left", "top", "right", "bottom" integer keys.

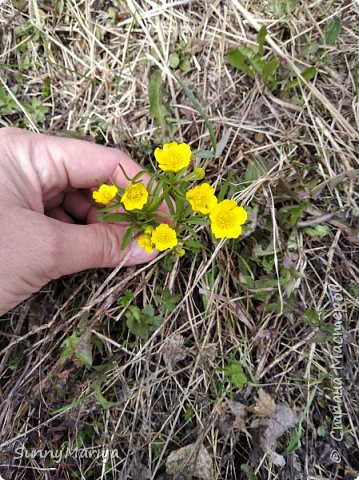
[
  {"left": 162, "top": 334, "right": 187, "bottom": 370},
  {"left": 283, "top": 251, "right": 299, "bottom": 269},
  {"left": 198, "top": 343, "right": 218, "bottom": 367},
  {"left": 166, "top": 444, "right": 214, "bottom": 480},
  {"left": 254, "top": 132, "right": 265, "bottom": 144},
  {"left": 130, "top": 460, "right": 151, "bottom": 479},
  {"left": 227, "top": 400, "right": 247, "bottom": 430},
  {"left": 251, "top": 396, "right": 299, "bottom": 466},
  {"left": 251, "top": 389, "right": 276, "bottom": 417},
  {"left": 216, "top": 398, "right": 247, "bottom": 432}
]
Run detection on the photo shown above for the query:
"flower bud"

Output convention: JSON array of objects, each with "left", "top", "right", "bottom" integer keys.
[
  {"left": 193, "top": 167, "right": 205, "bottom": 180},
  {"left": 144, "top": 225, "right": 154, "bottom": 235},
  {"left": 176, "top": 247, "right": 186, "bottom": 257}
]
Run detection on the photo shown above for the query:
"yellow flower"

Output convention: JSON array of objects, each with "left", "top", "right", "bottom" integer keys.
[
  {"left": 193, "top": 167, "right": 205, "bottom": 180},
  {"left": 154, "top": 142, "right": 192, "bottom": 172},
  {"left": 186, "top": 183, "right": 218, "bottom": 215},
  {"left": 92, "top": 184, "right": 118, "bottom": 205},
  {"left": 209, "top": 199, "right": 247, "bottom": 239},
  {"left": 137, "top": 234, "right": 155, "bottom": 253},
  {"left": 151, "top": 224, "right": 178, "bottom": 251},
  {"left": 121, "top": 183, "right": 148, "bottom": 211}
]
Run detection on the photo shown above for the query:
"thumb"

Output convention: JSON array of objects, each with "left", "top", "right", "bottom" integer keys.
[{"left": 53, "top": 222, "right": 157, "bottom": 277}]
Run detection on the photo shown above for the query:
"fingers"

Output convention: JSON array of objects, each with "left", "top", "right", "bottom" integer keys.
[
  {"left": 52, "top": 221, "right": 158, "bottom": 278},
  {"left": 62, "top": 191, "right": 116, "bottom": 224},
  {"left": 5, "top": 128, "right": 148, "bottom": 198},
  {"left": 44, "top": 190, "right": 96, "bottom": 223},
  {"left": 4, "top": 128, "right": 170, "bottom": 222},
  {"left": 46, "top": 207, "right": 75, "bottom": 223},
  {"left": 62, "top": 191, "right": 93, "bottom": 222}
]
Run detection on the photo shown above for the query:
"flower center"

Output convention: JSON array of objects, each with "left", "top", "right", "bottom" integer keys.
[
  {"left": 216, "top": 212, "right": 233, "bottom": 229},
  {"left": 195, "top": 194, "right": 208, "bottom": 204},
  {"left": 158, "top": 233, "right": 170, "bottom": 242},
  {"left": 128, "top": 189, "right": 142, "bottom": 199},
  {"left": 167, "top": 154, "right": 180, "bottom": 168}
]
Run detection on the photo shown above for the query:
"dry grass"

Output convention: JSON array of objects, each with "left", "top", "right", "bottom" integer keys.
[{"left": 0, "top": 0, "right": 358, "bottom": 479}]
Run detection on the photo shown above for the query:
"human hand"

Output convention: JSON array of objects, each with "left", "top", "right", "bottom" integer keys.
[{"left": 0, "top": 128, "right": 158, "bottom": 315}]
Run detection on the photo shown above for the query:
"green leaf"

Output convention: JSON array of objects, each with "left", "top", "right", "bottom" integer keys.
[
  {"left": 350, "top": 284, "right": 359, "bottom": 299},
  {"left": 169, "top": 52, "right": 180, "bottom": 69},
  {"left": 290, "top": 205, "right": 305, "bottom": 226},
  {"left": 244, "top": 158, "right": 266, "bottom": 183},
  {"left": 162, "top": 253, "right": 176, "bottom": 272},
  {"left": 257, "top": 26, "right": 267, "bottom": 57},
  {"left": 284, "top": 66, "right": 317, "bottom": 91},
  {"left": 262, "top": 255, "right": 275, "bottom": 274},
  {"left": 59, "top": 331, "right": 92, "bottom": 367},
  {"left": 304, "top": 224, "right": 330, "bottom": 237},
  {"left": 151, "top": 210, "right": 173, "bottom": 219},
  {"left": 185, "top": 216, "right": 209, "bottom": 226},
  {"left": 125, "top": 304, "right": 163, "bottom": 338},
  {"left": 165, "top": 195, "right": 176, "bottom": 216},
  {"left": 215, "top": 128, "right": 232, "bottom": 156},
  {"left": 126, "top": 314, "right": 149, "bottom": 338},
  {"left": 226, "top": 48, "right": 255, "bottom": 79},
  {"left": 156, "top": 287, "right": 181, "bottom": 313},
  {"left": 252, "top": 276, "right": 278, "bottom": 301},
  {"left": 268, "top": 0, "right": 296, "bottom": 18},
  {"left": 249, "top": 56, "right": 265, "bottom": 75},
  {"left": 224, "top": 362, "right": 247, "bottom": 389},
  {"left": 179, "top": 58, "right": 191, "bottom": 72},
  {"left": 15, "top": 20, "right": 34, "bottom": 37},
  {"left": 301, "top": 66, "right": 317, "bottom": 81},
  {"left": 107, "top": 6, "right": 117, "bottom": 22},
  {"left": 121, "top": 224, "right": 136, "bottom": 250},
  {"left": 148, "top": 68, "right": 169, "bottom": 129},
  {"left": 94, "top": 385, "right": 116, "bottom": 409},
  {"left": 191, "top": 149, "right": 215, "bottom": 159},
  {"left": 142, "top": 304, "right": 163, "bottom": 329},
  {"left": 131, "top": 169, "right": 148, "bottom": 182},
  {"left": 24, "top": 97, "right": 49, "bottom": 124},
  {"left": 127, "top": 305, "right": 141, "bottom": 321},
  {"left": 117, "top": 289, "right": 134, "bottom": 307},
  {"left": 8, "top": 346, "right": 25, "bottom": 371},
  {"left": 51, "top": 394, "right": 89, "bottom": 415},
  {"left": 148, "top": 178, "right": 164, "bottom": 210},
  {"left": 279, "top": 204, "right": 306, "bottom": 227},
  {"left": 183, "top": 406, "right": 194, "bottom": 421},
  {"left": 75, "top": 332, "right": 93, "bottom": 367},
  {"left": 118, "top": 162, "right": 134, "bottom": 182},
  {"left": 102, "top": 212, "right": 132, "bottom": 223},
  {"left": 0, "top": 86, "right": 18, "bottom": 115},
  {"left": 241, "top": 464, "right": 258, "bottom": 480},
  {"left": 301, "top": 309, "right": 320, "bottom": 325},
  {"left": 174, "top": 72, "right": 217, "bottom": 152},
  {"left": 325, "top": 18, "right": 341, "bottom": 45},
  {"left": 41, "top": 76, "right": 51, "bottom": 98},
  {"left": 218, "top": 172, "right": 233, "bottom": 201},
  {"left": 262, "top": 58, "right": 280, "bottom": 81},
  {"left": 185, "top": 238, "right": 205, "bottom": 253},
  {"left": 285, "top": 425, "right": 302, "bottom": 454},
  {"left": 254, "top": 241, "right": 280, "bottom": 260},
  {"left": 237, "top": 45, "right": 257, "bottom": 59}
]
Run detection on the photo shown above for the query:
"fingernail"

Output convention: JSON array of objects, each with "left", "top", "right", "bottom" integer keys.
[{"left": 128, "top": 240, "right": 157, "bottom": 265}]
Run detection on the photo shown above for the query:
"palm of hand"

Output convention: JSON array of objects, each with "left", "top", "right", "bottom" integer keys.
[{"left": 0, "top": 128, "right": 155, "bottom": 315}]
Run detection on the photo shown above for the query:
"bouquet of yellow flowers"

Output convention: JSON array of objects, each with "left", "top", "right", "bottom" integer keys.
[{"left": 92, "top": 142, "right": 247, "bottom": 256}]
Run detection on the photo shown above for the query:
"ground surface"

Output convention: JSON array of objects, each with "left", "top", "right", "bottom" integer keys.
[{"left": 0, "top": 1, "right": 358, "bottom": 479}]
